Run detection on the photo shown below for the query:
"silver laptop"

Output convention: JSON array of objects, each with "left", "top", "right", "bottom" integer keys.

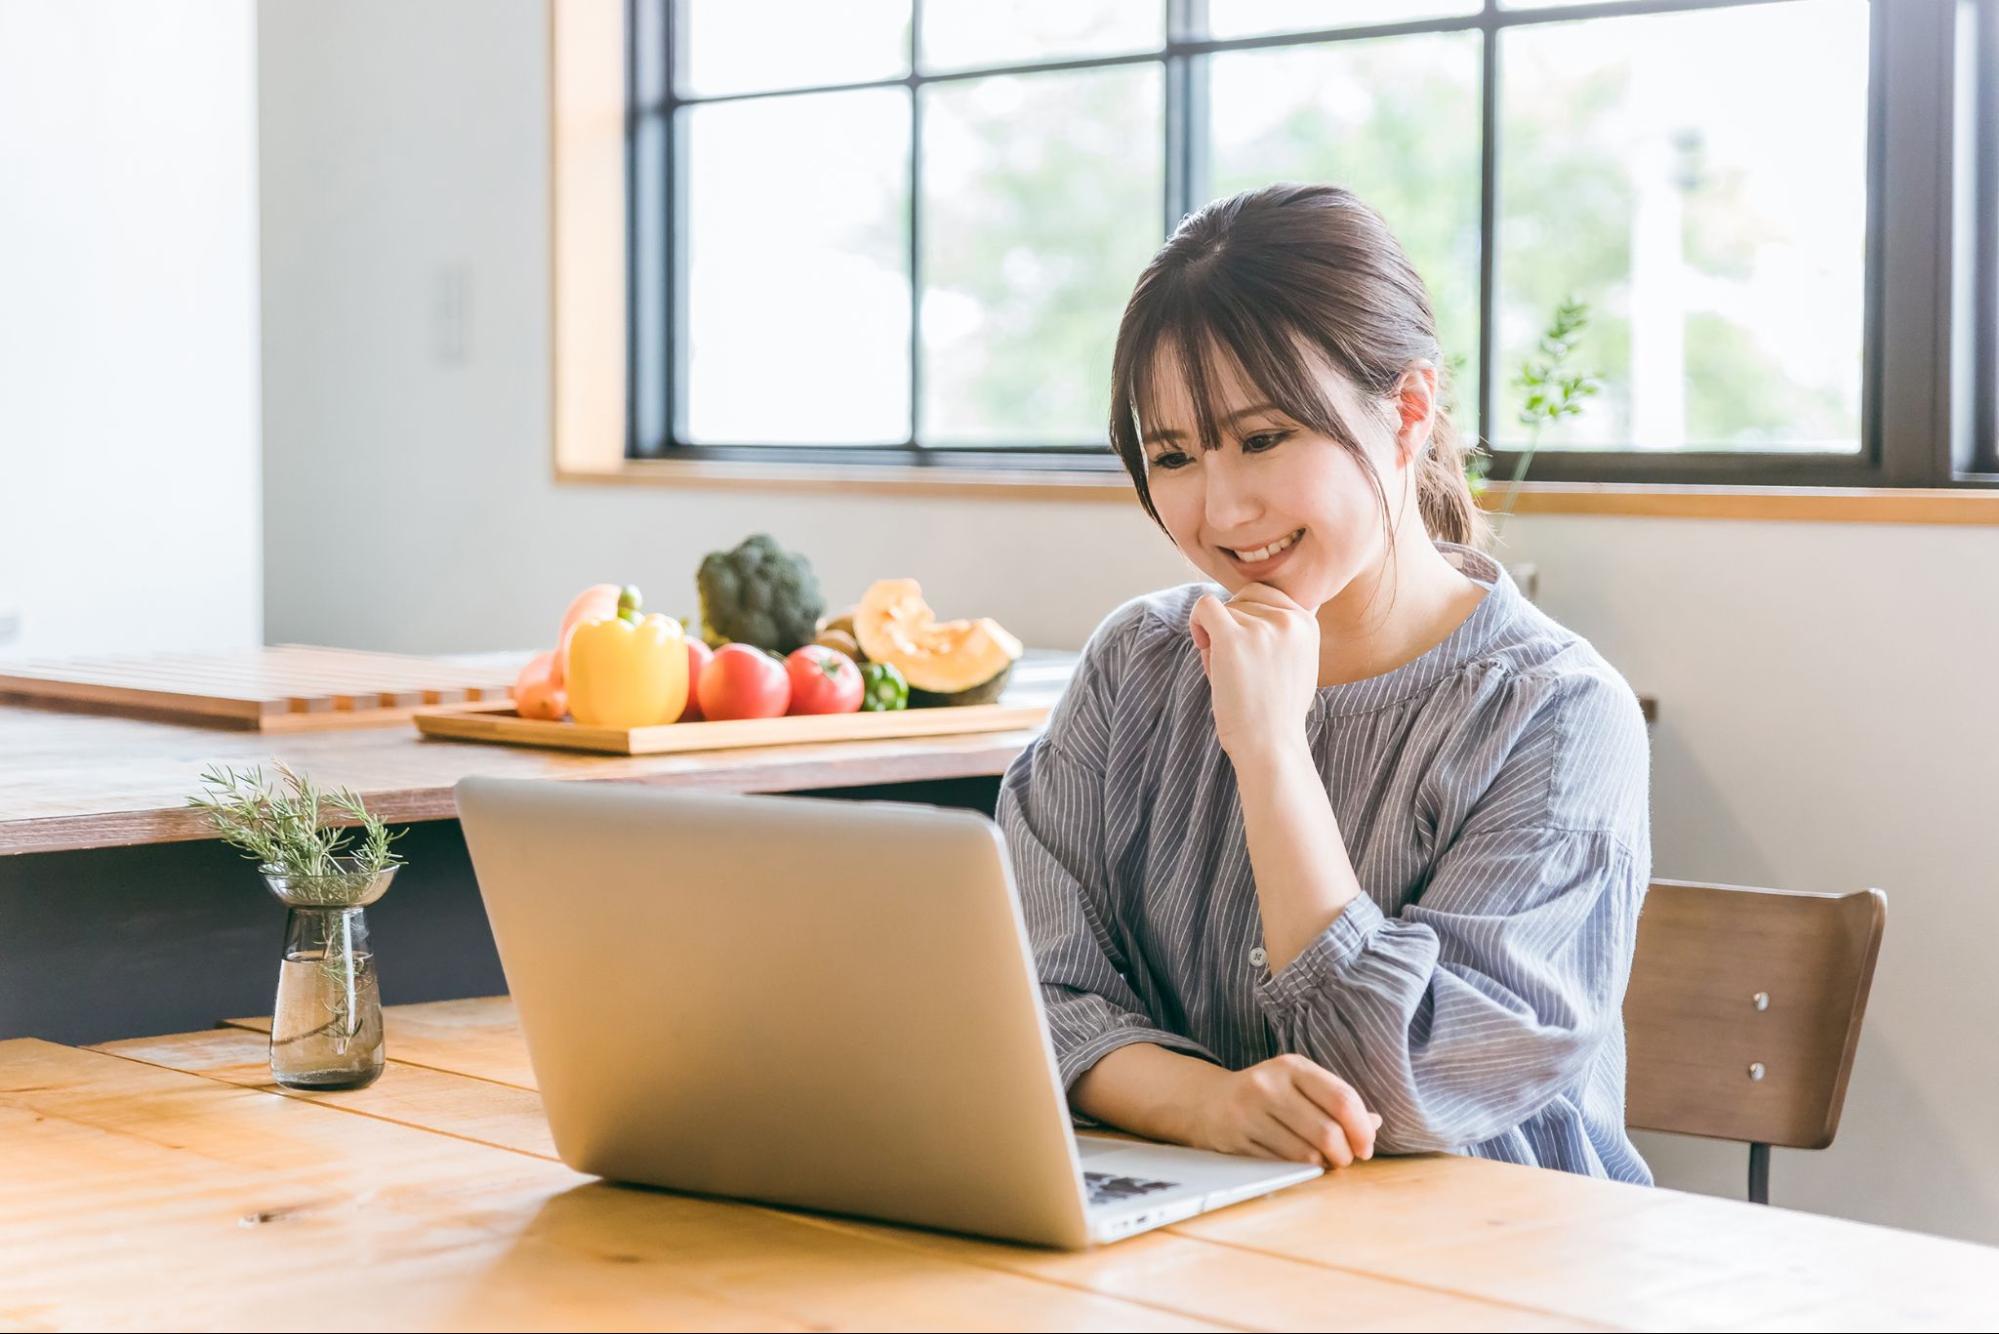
[{"left": 455, "top": 776, "right": 1320, "bottom": 1248}]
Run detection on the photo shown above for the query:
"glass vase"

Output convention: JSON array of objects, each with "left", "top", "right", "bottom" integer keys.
[{"left": 260, "top": 859, "right": 397, "bottom": 1090}]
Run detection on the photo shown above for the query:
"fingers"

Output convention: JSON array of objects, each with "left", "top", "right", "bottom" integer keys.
[
  {"left": 1287, "top": 1060, "right": 1379, "bottom": 1161},
  {"left": 1270, "top": 1083, "right": 1355, "bottom": 1168},
  {"left": 1247, "top": 1114, "right": 1330, "bottom": 1169},
  {"left": 1192, "top": 590, "right": 1291, "bottom": 642},
  {"left": 1211, "top": 590, "right": 1313, "bottom": 641},
  {"left": 1190, "top": 593, "right": 1250, "bottom": 679},
  {"left": 1189, "top": 584, "right": 1315, "bottom": 690},
  {"left": 1228, "top": 581, "right": 1308, "bottom": 613},
  {"left": 1189, "top": 593, "right": 1230, "bottom": 643}
]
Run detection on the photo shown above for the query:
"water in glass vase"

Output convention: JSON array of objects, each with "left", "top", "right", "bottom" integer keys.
[{"left": 269, "top": 905, "right": 385, "bottom": 1089}]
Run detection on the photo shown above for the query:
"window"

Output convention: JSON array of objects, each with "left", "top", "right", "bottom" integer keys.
[
  {"left": 626, "top": 0, "right": 1992, "bottom": 489},
  {"left": 1974, "top": 0, "right": 1999, "bottom": 476}
]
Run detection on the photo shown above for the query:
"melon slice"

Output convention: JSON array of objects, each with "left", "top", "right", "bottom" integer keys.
[{"left": 852, "top": 579, "right": 1022, "bottom": 706}]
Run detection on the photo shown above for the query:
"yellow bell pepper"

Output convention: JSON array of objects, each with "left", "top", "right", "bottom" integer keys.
[{"left": 564, "top": 612, "right": 688, "bottom": 728}]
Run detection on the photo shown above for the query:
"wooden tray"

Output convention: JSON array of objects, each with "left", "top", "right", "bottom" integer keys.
[
  {"left": 410, "top": 700, "right": 1050, "bottom": 755},
  {"left": 0, "top": 645, "right": 522, "bottom": 731}
]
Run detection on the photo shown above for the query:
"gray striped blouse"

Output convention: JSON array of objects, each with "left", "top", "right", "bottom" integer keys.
[{"left": 998, "top": 544, "right": 1653, "bottom": 1183}]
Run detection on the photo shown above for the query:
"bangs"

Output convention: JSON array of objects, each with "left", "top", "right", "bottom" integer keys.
[
  {"left": 1116, "top": 261, "right": 1364, "bottom": 466},
  {"left": 1104, "top": 183, "right": 1478, "bottom": 545}
]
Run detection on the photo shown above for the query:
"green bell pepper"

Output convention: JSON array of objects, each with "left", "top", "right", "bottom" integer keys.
[{"left": 858, "top": 661, "right": 909, "bottom": 712}]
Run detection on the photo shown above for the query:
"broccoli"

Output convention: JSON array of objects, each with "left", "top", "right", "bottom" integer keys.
[{"left": 695, "top": 533, "right": 826, "bottom": 654}]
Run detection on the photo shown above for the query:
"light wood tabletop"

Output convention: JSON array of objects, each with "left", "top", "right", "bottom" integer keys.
[{"left": 0, "top": 997, "right": 1977, "bottom": 1331}]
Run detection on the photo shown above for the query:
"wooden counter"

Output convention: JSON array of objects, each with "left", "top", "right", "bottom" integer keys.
[
  {"left": 0, "top": 996, "right": 1980, "bottom": 1330},
  {"left": 0, "top": 653, "right": 1072, "bottom": 857},
  {"left": 0, "top": 649, "right": 1654, "bottom": 860},
  {"left": 0, "top": 654, "right": 1072, "bottom": 1045}
]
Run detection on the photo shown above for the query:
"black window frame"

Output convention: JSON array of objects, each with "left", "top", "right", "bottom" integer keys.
[
  {"left": 627, "top": 0, "right": 1997, "bottom": 489},
  {"left": 1972, "top": 0, "right": 1999, "bottom": 477}
]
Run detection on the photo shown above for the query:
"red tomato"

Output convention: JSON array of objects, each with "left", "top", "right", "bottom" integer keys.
[
  {"left": 784, "top": 645, "right": 863, "bottom": 715},
  {"left": 677, "top": 639, "right": 715, "bottom": 721},
  {"left": 697, "top": 644, "right": 791, "bottom": 721}
]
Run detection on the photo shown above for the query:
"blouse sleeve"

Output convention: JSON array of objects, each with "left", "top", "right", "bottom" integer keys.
[
  {"left": 998, "top": 608, "right": 1220, "bottom": 1093},
  {"left": 1252, "top": 673, "right": 1651, "bottom": 1153}
]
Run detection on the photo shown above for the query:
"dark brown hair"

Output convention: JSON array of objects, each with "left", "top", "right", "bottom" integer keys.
[{"left": 1107, "top": 183, "right": 1487, "bottom": 550}]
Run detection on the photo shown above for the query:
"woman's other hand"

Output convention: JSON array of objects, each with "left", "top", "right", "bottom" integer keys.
[
  {"left": 1189, "top": 583, "right": 1319, "bottom": 766},
  {"left": 1194, "top": 1053, "right": 1381, "bottom": 1168}
]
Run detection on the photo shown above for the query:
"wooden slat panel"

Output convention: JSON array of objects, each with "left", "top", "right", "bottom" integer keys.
[
  {"left": 1, "top": 657, "right": 359, "bottom": 714},
  {"left": 106, "top": 1025, "right": 1593, "bottom": 1333},
  {"left": 113, "top": 655, "right": 438, "bottom": 707},
  {"left": 255, "top": 700, "right": 492, "bottom": 732},
  {"left": 266, "top": 644, "right": 520, "bottom": 685},
  {"left": 0, "top": 646, "right": 528, "bottom": 730},
  {"left": 3, "top": 649, "right": 508, "bottom": 696},
  {"left": 0, "top": 1039, "right": 1216, "bottom": 1331},
  {"left": 0, "top": 666, "right": 273, "bottom": 720}
]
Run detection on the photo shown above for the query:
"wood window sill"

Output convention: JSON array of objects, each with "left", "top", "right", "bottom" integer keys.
[{"left": 556, "top": 461, "right": 1999, "bottom": 524}]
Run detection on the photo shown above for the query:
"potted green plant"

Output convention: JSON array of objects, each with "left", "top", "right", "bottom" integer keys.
[
  {"left": 1466, "top": 297, "right": 1602, "bottom": 600},
  {"left": 188, "top": 763, "right": 407, "bottom": 1090}
]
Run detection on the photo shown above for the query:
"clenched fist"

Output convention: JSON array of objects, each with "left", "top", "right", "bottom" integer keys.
[{"left": 1189, "top": 582, "right": 1320, "bottom": 766}]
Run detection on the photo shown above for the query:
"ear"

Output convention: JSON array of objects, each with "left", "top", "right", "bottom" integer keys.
[{"left": 1390, "top": 361, "right": 1439, "bottom": 471}]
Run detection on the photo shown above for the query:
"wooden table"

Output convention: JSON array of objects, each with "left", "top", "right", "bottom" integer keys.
[{"left": 0, "top": 997, "right": 1983, "bottom": 1331}]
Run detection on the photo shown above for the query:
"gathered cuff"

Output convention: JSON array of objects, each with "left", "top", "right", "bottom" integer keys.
[{"left": 1254, "top": 894, "right": 1388, "bottom": 1015}]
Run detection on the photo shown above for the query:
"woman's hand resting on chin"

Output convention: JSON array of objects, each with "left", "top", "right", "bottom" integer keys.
[{"left": 1190, "top": 583, "right": 1319, "bottom": 767}]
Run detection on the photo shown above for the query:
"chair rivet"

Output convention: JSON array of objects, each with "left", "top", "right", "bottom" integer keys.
[
  {"left": 1748, "top": 1062, "right": 1766, "bottom": 1081},
  {"left": 1752, "top": 992, "right": 1769, "bottom": 1011}
]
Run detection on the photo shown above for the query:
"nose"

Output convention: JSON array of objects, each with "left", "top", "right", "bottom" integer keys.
[{"left": 1201, "top": 450, "right": 1263, "bottom": 537}]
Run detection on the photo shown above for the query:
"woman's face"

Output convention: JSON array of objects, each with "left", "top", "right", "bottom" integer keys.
[{"left": 1138, "top": 347, "right": 1428, "bottom": 611}]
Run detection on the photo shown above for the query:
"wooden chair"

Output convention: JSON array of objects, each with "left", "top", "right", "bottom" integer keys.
[{"left": 1623, "top": 878, "right": 1886, "bottom": 1204}]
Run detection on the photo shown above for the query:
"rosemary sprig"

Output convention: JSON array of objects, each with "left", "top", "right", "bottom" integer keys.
[{"left": 187, "top": 762, "right": 406, "bottom": 880}]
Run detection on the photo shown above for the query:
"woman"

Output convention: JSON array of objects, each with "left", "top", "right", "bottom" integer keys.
[{"left": 998, "top": 183, "right": 1652, "bottom": 1183}]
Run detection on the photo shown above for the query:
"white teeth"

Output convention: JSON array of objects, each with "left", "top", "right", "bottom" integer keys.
[{"left": 1231, "top": 530, "right": 1302, "bottom": 563}]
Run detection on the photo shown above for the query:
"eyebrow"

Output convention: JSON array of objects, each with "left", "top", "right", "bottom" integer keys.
[{"left": 1141, "top": 403, "right": 1285, "bottom": 447}]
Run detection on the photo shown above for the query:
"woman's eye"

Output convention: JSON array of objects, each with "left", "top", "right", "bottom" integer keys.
[
  {"left": 1242, "top": 430, "right": 1291, "bottom": 453},
  {"left": 1148, "top": 451, "right": 1194, "bottom": 471}
]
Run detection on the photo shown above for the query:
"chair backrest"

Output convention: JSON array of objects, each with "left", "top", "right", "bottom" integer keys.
[{"left": 1624, "top": 879, "right": 1885, "bottom": 1150}]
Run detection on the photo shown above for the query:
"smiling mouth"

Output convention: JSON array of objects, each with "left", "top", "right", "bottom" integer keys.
[{"left": 1222, "top": 529, "right": 1305, "bottom": 564}]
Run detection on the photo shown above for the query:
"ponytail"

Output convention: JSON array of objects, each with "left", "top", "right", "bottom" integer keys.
[{"left": 1416, "top": 400, "right": 1489, "bottom": 550}]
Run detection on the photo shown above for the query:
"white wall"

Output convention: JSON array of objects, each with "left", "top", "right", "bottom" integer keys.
[
  {"left": 257, "top": 1, "right": 1999, "bottom": 1244},
  {"left": 255, "top": 0, "right": 1194, "bottom": 657},
  {"left": 1501, "top": 516, "right": 1999, "bottom": 1242},
  {"left": 0, "top": 0, "right": 262, "bottom": 659}
]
